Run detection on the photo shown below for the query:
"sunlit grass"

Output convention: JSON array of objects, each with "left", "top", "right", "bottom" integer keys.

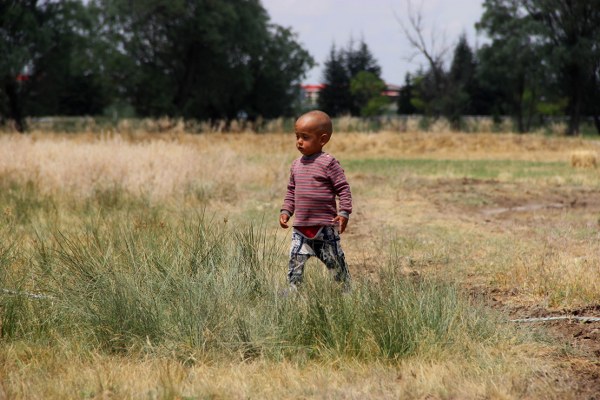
[
  {"left": 0, "top": 131, "right": 598, "bottom": 398},
  {"left": 347, "top": 158, "right": 600, "bottom": 186}
]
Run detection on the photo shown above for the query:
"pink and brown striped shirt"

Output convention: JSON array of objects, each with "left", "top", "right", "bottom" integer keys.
[{"left": 281, "top": 152, "right": 352, "bottom": 227}]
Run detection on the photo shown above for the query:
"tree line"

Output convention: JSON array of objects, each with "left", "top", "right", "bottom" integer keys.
[
  {"left": 319, "top": 0, "right": 600, "bottom": 135},
  {"left": 0, "top": 0, "right": 314, "bottom": 132},
  {"left": 1, "top": 0, "right": 599, "bottom": 135}
]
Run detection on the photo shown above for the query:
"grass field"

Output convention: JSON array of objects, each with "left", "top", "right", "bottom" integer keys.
[{"left": 1, "top": 130, "right": 599, "bottom": 398}]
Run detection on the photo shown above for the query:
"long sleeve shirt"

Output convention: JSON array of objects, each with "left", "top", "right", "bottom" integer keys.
[{"left": 281, "top": 152, "right": 352, "bottom": 227}]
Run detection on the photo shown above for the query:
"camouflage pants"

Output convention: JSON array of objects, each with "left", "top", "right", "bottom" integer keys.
[{"left": 288, "top": 226, "right": 350, "bottom": 286}]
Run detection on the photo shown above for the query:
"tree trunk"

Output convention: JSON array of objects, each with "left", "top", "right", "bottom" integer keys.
[
  {"left": 593, "top": 114, "right": 600, "bottom": 135},
  {"left": 567, "top": 100, "right": 581, "bottom": 136},
  {"left": 565, "top": 66, "right": 584, "bottom": 136},
  {"left": 5, "top": 80, "right": 26, "bottom": 133},
  {"left": 515, "top": 75, "right": 525, "bottom": 133}
]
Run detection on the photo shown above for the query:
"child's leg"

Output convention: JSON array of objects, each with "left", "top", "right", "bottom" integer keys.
[
  {"left": 314, "top": 226, "right": 351, "bottom": 284},
  {"left": 288, "top": 254, "right": 309, "bottom": 285},
  {"left": 288, "top": 230, "right": 313, "bottom": 285}
]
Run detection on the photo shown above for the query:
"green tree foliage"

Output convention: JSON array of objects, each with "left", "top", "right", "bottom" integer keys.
[
  {"left": 476, "top": 0, "right": 549, "bottom": 132},
  {"left": 0, "top": 1, "right": 114, "bottom": 130},
  {"left": 442, "top": 34, "right": 489, "bottom": 128},
  {"left": 0, "top": 0, "right": 314, "bottom": 130},
  {"left": 397, "top": 73, "right": 417, "bottom": 115},
  {"left": 0, "top": 1, "right": 50, "bottom": 131},
  {"left": 586, "top": 56, "right": 600, "bottom": 133},
  {"left": 95, "top": 0, "right": 313, "bottom": 121},
  {"left": 317, "top": 46, "right": 350, "bottom": 116},
  {"left": 523, "top": 0, "right": 600, "bottom": 135},
  {"left": 26, "top": 1, "right": 113, "bottom": 117},
  {"left": 408, "top": 68, "right": 441, "bottom": 116},
  {"left": 406, "top": 37, "right": 482, "bottom": 124},
  {"left": 244, "top": 25, "right": 314, "bottom": 119},
  {"left": 477, "top": 0, "right": 600, "bottom": 134},
  {"left": 318, "top": 39, "right": 384, "bottom": 116},
  {"left": 350, "top": 71, "right": 389, "bottom": 117}
]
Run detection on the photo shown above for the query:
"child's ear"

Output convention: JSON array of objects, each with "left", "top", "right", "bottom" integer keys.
[{"left": 320, "top": 133, "right": 330, "bottom": 145}]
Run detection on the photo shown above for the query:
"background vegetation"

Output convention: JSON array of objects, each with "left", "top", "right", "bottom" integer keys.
[
  {"left": 2, "top": 0, "right": 599, "bottom": 135},
  {"left": 1, "top": 130, "right": 599, "bottom": 397}
]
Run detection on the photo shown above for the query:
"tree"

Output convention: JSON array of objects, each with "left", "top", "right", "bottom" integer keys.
[
  {"left": 25, "top": 1, "right": 113, "bottom": 116},
  {"left": 95, "top": 0, "right": 313, "bottom": 121},
  {"left": 0, "top": 1, "right": 124, "bottom": 130},
  {"left": 585, "top": 54, "right": 600, "bottom": 133},
  {"left": 476, "top": 0, "right": 546, "bottom": 132},
  {"left": 397, "top": 0, "right": 450, "bottom": 116},
  {"left": 244, "top": 25, "right": 314, "bottom": 119},
  {"left": 477, "top": 0, "right": 600, "bottom": 135},
  {"left": 0, "top": 1, "right": 50, "bottom": 131},
  {"left": 318, "top": 38, "right": 384, "bottom": 116},
  {"left": 522, "top": 0, "right": 600, "bottom": 135},
  {"left": 318, "top": 46, "right": 351, "bottom": 116},
  {"left": 442, "top": 34, "right": 478, "bottom": 127},
  {"left": 350, "top": 71, "right": 388, "bottom": 117},
  {"left": 397, "top": 73, "right": 418, "bottom": 114}
]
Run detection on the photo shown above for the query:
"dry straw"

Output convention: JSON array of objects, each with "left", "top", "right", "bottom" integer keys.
[
  {"left": 570, "top": 150, "right": 598, "bottom": 168},
  {"left": 1, "top": 132, "right": 598, "bottom": 203}
]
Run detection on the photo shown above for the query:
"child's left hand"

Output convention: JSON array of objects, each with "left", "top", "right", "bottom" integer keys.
[{"left": 333, "top": 215, "right": 348, "bottom": 234}]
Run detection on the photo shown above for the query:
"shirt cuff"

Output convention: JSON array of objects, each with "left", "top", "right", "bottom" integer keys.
[
  {"left": 338, "top": 211, "right": 350, "bottom": 219},
  {"left": 280, "top": 210, "right": 292, "bottom": 217}
]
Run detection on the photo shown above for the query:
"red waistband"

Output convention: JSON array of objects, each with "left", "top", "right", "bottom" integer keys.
[{"left": 295, "top": 226, "right": 323, "bottom": 239}]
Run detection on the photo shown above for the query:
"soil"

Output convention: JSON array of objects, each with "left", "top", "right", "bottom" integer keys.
[
  {"left": 350, "top": 176, "right": 600, "bottom": 398},
  {"left": 440, "top": 178, "right": 600, "bottom": 399}
]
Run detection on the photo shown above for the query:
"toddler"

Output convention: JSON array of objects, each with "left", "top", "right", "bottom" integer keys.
[{"left": 279, "top": 110, "right": 352, "bottom": 289}]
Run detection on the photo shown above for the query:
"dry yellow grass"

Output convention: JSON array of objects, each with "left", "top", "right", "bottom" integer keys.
[
  {"left": 2, "top": 130, "right": 600, "bottom": 398},
  {"left": 0, "top": 131, "right": 595, "bottom": 209},
  {"left": 329, "top": 131, "right": 599, "bottom": 161},
  {"left": 570, "top": 150, "right": 598, "bottom": 168},
  {"left": 0, "top": 133, "right": 288, "bottom": 202},
  {"left": 0, "top": 342, "right": 572, "bottom": 399},
  {"left": 1, "top": 130, "right": 596, "bottom": 199}
]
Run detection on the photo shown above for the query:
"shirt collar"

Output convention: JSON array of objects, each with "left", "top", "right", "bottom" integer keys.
[{"left": 302, "top": 151, "right": 323, "bottom": 161}]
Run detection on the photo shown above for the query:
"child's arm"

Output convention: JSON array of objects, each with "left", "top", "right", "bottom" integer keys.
[
  {"left": 280, "top": 166, "right": 295, "bottom": 229},
  {"left": 328, "top": 159, "right": 352, "bottom": 232}
]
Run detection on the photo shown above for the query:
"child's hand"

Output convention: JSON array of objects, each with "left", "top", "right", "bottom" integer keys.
[
  {"left": 279, "top": 213, "right": 290, "bottom": 229},
  {"left": 333, "top": 215, "right": 348, "bottom": 234}
]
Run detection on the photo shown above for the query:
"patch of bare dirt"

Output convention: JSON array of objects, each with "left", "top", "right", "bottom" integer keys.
[
  {"left": 421, "top": 177, "right": 600, "bottom": 215},
  {"left": 471, "top": 285, "right": 600, "bottom": 399},
  {"left": 381, "top": 177, "right": 600, "bottom": 398},
  {"left": 431, "top": 178, "right": 600, "bottom": 399}
]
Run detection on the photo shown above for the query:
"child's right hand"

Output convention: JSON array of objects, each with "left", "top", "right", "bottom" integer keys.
[{"left": 279, "top": 213, "right": 290, "bottom": 229}]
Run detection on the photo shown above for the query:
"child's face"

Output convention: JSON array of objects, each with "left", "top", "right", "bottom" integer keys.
[{"left": 295, "top": 119, "right": 328, "bottom": 156}]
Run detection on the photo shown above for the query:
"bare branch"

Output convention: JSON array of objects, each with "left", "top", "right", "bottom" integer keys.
[{"left": 394, "top": 0, "right": 451, "bottom": 75}]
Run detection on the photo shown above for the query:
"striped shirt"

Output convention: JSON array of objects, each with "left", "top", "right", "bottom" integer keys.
[{"left": 281, "top": 152, "right": 352, "bottom": 227}]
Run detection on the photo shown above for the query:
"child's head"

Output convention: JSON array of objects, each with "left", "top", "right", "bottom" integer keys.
[{"left": 294, "top": 110, "right": 333, "bottom": 156}]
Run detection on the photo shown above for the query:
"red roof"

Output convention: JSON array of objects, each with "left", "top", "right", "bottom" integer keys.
[{"left": 301, "top": 84, "right": 325, "bottom": 93}]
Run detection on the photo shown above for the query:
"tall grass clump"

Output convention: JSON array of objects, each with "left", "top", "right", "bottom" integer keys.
[
  {"left": 6, "top": 213, "right": 511, "bottom": 363},
  {"left": 277, "top": 244, "right": 501, "bottom": 361},
  {"left": 21, "top": 215, "right": 283, "bottom": 355}
]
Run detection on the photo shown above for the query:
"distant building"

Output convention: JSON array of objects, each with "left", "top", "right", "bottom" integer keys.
[
  {"left": 382, "top": 83, "right": 401, "bottom": 98},
  {"left": 300, "top": 84, "right": 326, "bottom": 106},
  {"left": 300, "top": 82, "right": 401, "bottom": 106},
  {"left": 16, "top": 62, "right": 33, "bottom": 82}
]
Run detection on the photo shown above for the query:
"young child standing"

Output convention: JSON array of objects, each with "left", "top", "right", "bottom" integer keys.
[{"left": 279, "top": 110, "right": 352, "bottom": 289}]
